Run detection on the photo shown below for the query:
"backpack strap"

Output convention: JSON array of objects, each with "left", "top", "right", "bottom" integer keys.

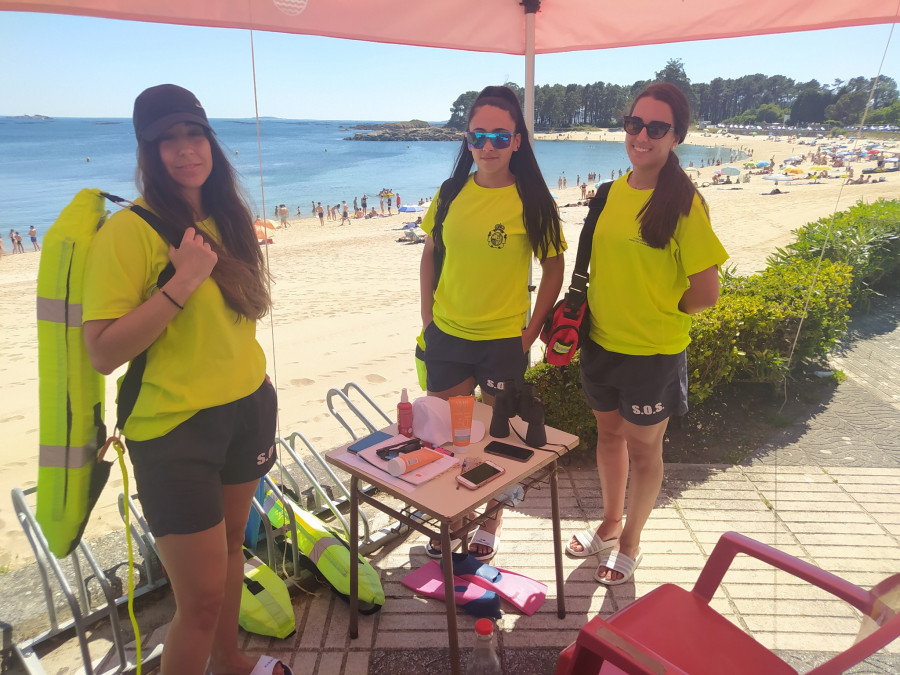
[
  {"left": 563, "top": 181, "right": 612, "bottom": 313},
  {"left": 100, "top": 193, "right": 180, "bottom": 433}
]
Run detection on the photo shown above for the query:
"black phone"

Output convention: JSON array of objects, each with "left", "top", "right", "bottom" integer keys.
[{"left": 484, "top": 440, "right": 534, "bottom": 462}]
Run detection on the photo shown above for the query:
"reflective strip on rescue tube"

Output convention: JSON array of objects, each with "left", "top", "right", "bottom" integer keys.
[
  {"left": 36, "top": 188, "right": 108, "bottom": 558},
  {"left": 239, "top": 548, "right": 295, "bottom": 639},
  {"left": 263, "top": 490, "right": 385, "bottom": 609}
]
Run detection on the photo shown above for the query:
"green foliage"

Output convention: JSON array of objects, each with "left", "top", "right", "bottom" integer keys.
[
  {"left": 525, "top": 200, "right": 896, "bottom": 451},
  {"left": 767, "top": 199, "right": 900, "bottom": 311}
]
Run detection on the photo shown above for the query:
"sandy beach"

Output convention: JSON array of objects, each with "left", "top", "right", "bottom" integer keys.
[{"left": 0, "top": 131, "right": 896, "bottom": 571}]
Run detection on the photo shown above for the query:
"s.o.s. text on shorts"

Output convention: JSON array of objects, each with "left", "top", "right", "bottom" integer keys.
[
  {"left": 127, "top": 379, "right": 278, "bottom": 537},
  {"left": 580, "top": 339, "right": 687, "bottom": 426}
]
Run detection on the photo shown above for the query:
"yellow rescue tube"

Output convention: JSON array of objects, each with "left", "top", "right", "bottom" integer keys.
[{"left": 36, "top": 188, "right": 110, "bottom": 558}]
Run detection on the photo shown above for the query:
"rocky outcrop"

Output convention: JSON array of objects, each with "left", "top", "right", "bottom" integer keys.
[{"left": 344, "top": 120, "right": 460, "bottom": 142}]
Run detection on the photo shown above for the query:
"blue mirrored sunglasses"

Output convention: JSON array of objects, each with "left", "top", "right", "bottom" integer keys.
[{"left": 465, "top": 131, "right": 514, "bottom": 150}]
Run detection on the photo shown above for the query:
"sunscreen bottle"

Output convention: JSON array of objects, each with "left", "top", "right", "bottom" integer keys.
[
  {"left": 387, "top": 448, "right": 440, "bottom": 476},
  {"left": 397, "top": 388, "right": 414, "bottom": 437}
]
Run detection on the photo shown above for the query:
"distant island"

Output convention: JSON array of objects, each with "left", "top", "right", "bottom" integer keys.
[
  {"left": 344, "top": 119, "right": 458, "bottom": 142},
  {"left": 7, "top": 114, "right": 53, "bottom": 120}
]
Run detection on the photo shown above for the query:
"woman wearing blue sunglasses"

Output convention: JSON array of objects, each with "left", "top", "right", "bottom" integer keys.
[
  {"left": 566, "top": 83, "right": 728, "bottom": 586},
  {"left": 418, "top": 85, "right": 565, "bottom": 561}
]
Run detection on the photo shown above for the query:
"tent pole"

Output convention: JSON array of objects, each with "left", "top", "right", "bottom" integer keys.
[
  {"left": 524, "top": 4, "right": 536, "bottom": 141},
  {"left": 523, "top": 1, "right": 539, "bottom": 365}
]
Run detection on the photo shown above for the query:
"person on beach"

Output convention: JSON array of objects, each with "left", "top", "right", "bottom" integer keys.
[
  {"left": 81, "top": 84, "right": 289, "bottom": 675},
  {"left": 15, "top": 231, "right": 25, "bottom": 253},
  {"left": 340, "top": 201, "right": 350, "bottom": 226},
  {"left": 566, "top": 83, "right": 727, "bottom": 586},
  {"left": 9, "top": 230, "right": 18, "bottom": 254},
  {"left": 419, "top": 85, "right": 566, "bottom": 561},
  {"left": 316, "top": 202, "right": 324, "bottom": 225},
  {"left": 29, "top": 226, "right": 40, "bottom": 251}
]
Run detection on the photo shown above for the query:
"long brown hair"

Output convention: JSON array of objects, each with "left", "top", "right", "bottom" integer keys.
[
  {"left": 630, "top": 82, "right": 707, "bottom": 249},
  {"left": 136, "top": 128, "right": 271, "bottom": 321},
  {"left": 433, "top": 85, "right": 561, "bottom": 263}
]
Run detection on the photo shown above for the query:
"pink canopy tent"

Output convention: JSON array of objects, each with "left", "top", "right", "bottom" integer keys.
[{"left": 4, "top": 0, "right": 899, "bottom": 129}]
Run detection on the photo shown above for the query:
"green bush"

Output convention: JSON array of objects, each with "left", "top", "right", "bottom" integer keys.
[
  {"left": 767, "top": 198, "right": 900, "bottom": 312},
  {"left": 527, "top": 200, "right": 894, "bottom": 450}
]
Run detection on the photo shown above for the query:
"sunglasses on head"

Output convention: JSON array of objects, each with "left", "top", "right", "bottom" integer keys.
[
  {"left": 465, "top": 131, "right": 514, "bottom": 150},
  {"left": 623, "top": 116, "right": 673, "bottom": 140}
]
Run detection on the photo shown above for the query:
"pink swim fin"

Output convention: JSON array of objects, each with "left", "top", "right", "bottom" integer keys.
[
  {"left": 442, "top": 552, "right": 546, "bottom": 615},
  {"left": 401, "top": 560, "right": 502, "bottom": 619}
]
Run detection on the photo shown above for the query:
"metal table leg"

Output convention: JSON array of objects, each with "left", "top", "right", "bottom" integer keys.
[
  {"left": 440, "top": 522, "right": 461, "bottom": 675},
  {"left": 349, "top": 476, "right": 359, "bottom": 639},
  {"left": 550, "top": 460, "right": 566, "bottom": 618}
]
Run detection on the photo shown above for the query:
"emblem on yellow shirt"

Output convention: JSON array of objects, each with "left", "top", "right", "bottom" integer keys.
[{"left": 487, "top": 224, "right": 507, "bottom": 249}]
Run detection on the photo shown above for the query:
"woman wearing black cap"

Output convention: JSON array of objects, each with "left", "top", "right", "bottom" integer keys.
[{"left": 82, "top": 85, "right": 290, "bottom": 675}]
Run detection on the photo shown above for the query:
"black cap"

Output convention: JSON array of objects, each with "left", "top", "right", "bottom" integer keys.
[{"left": 133, "top": 84, "right": 211, "bottom": 142}]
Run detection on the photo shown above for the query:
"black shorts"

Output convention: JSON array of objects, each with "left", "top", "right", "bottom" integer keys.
[
  {"left": 127, "top": 379, "right": 278, "bottom": 537},
  {"left": 423, "top": 321, "right": 527, "bottom": 397},
  {"left": 579, "top": 339, "right": 688, "bottom": 426}
]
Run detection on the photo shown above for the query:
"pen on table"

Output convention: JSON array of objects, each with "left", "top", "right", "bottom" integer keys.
[
  {"left": 456, "top": 459, "right": 467, "bottom": 489},
  {"left": 431, "top": 446, "right": 454, "bottom": 457}
]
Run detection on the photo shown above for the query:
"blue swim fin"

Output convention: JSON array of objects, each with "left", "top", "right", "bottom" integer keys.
[
  {"left": 443, "top": 552, "right": 546, "bottom": 615},
  {"left": 401, "top": 560, "right": 502, "bottom": 619}
]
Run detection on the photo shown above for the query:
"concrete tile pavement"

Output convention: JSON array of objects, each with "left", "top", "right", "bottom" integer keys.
[{"left": 4, "top": 297, "right": 899, "bottom": 673}]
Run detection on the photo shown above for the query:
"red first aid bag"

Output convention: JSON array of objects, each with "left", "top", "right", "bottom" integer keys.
[{"left": 539, "top": 182, "right": 611, "bottom": 366}]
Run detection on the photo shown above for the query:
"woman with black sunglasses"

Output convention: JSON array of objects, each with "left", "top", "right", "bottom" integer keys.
[
  {"left": 565, "top": 83, "right": 728, "bottom": 586},
  {"left": 418, "top": 85, "right": 565, "bottom": 562}
]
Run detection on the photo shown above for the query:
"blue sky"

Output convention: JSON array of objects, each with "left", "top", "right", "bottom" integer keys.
[{"left": 1, "top": 12, "right": 898, "bottom": 121}]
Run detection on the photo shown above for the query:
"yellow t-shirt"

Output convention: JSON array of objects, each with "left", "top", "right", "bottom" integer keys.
[
  {"left": 82, "top": 200, "right": 266, "bottom": 441},
  {"left": 587, "top": 175, "right": 728, "bottom": 355},
  {"left": 421, "top": 175, "right": 566, "bottom": 340}
]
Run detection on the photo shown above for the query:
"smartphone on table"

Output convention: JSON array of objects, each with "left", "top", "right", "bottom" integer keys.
[
  {"left": 484, "top": 440, "right": 534, "bottom": 462},
  {"left": 455, "top": 460, "right": 506, "bottom": 490}
]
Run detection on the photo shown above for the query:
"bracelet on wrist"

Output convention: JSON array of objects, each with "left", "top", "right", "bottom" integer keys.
[{"left": 160, "top": 289, "right": 184, "bottom": 310}]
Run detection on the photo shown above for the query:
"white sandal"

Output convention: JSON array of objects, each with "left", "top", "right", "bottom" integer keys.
[
  {"left": 468, "top": 528, "right": 500, "bottom": 562},
  {"left": 566, "top": 528, "right": 618, "bottom": 558},
  {"left": 594, "top": 549, "right": 643, "bottom": 586}
]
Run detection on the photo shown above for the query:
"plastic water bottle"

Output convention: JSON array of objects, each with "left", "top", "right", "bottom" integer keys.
[
  {"left": 466, "top": 618, "right": 501, "bottom": 674},
  {"left": 495, "top": 483, "right": 525, "bottom": 507}
]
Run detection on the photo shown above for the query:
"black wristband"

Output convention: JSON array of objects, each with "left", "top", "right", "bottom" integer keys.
[{"left": 160, "top": 289, "right": 184, "bottom": 310}]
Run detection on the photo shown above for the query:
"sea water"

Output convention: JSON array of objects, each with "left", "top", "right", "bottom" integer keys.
[{"left": 0, "top": 117, "right": 738, "bottom": 240}]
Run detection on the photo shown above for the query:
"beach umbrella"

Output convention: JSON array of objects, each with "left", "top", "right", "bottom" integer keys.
[
  {"left": 884, "top": 156, "right": 899, "bottom": 163},
  {"left": 809, "top": 164, "right": 830, "bottom": 171},
  {"left": 783, "top": 166, "right": 804, "bottom": 175},
  {"left": 254, "top": 218, "right": 278, "bottom": 230},
  {"left": 756, "top": 161, "right": 771, "bottom": 167},
  {"left": 721, "top": 166, "right": 741, "bottom": 176},
  {"left": 397, "top": 205, "right": 424, "bottom": 212},
  {"left": 762, "top": 174, "right": 796, "bottom": 182},
  {"left": 743, "top": 161, "right": 756, "bottom": 167},
  {"left": 783, "top": 156, "right": 801, "bottom": 164}
]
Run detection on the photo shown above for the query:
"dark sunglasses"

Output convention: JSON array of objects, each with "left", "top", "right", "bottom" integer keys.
[
  {"left": 465, "top": 131, "right": 514, "bottom": 150},
  {"left": 375, "top": 438, "right": 421, "bottom": 460},
  {"left": 623, "top": 116, "right": 673, "bottom": 140}
]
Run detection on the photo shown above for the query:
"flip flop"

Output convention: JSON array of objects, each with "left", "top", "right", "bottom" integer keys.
[
  {"left": 594, "top": 549, "right": 643, "bottom": 586},
  {"left": 566, "top": 528, "right": 619, "bottom": 558},
  {"left": 424, "top": 537, "right": 462, "bottom": 559},
  {"left": 469, "top": 528, "right": 499, "bottom": 562},
  {"left": 216, "top": 655, "right": 293, "bottom": 675}
]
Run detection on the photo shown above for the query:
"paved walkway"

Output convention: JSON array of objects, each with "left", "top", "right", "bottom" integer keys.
[{"left": 3, "top": 297, "right": 899, "bottom": 674}]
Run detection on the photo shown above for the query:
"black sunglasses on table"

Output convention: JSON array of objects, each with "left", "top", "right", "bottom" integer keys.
[
  {"left": 623, "top": 116, "right": 673, "bottom": 140},
  {"left": 375, "top": 438, "right": 421, "bottom": 460}
]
